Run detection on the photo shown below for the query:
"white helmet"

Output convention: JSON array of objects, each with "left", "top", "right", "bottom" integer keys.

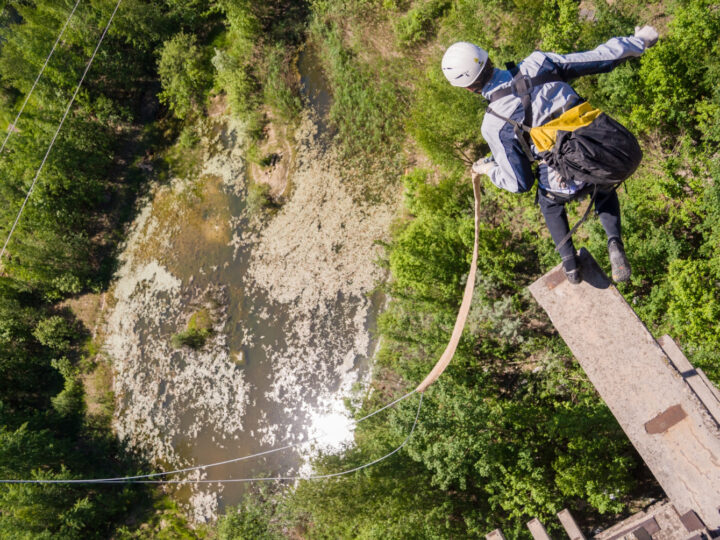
[{"left": 441, "top": 42, "right": 489, "bottom": 87}]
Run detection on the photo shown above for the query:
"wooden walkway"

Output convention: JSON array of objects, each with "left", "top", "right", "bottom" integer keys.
[
  {"left": 487, "top": 502, "right": 710, "bottom": 540},
  {"left": 526, "top": 249, "right": 720, "bottom": 533}
]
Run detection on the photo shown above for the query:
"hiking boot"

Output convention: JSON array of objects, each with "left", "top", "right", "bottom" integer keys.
[
  {"left": 563, "top": 266, "right": 582, "bottom": 285},
  {"left": 608, "top": 238, "right": 631, "bottom": 283},
  {"left": 562, "top": 255, "right": 582, "bottom": 285}
]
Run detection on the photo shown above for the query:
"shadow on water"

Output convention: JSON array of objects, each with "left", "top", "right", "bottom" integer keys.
[{"left": 298, "top": 44, "right": 334, "bottom": 141}]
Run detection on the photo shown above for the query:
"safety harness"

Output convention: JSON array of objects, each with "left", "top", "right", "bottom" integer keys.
[
  {"left": 480, "top": 64, "right": 641, "bottom": 251},
  {"left": 485, "top": 66, "right": 566, "bottom": 162}
]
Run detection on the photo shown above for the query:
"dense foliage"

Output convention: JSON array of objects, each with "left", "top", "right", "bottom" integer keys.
[
  {"left": 216, "top": 0, "right": 720, "bottom": 538},
  {"left": 0, "top": 0, "right": 309, "bottom": 537},
  {"left": 0, "top": 0, "right": 217, "bottom": 536},
  {"left": 2, "top": 0, "right": 719, "bottom": 537}
]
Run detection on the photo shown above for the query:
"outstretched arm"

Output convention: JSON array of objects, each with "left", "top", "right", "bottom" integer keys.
[{"left": 545, "top": 27, "right": 658, "bottom": 80}]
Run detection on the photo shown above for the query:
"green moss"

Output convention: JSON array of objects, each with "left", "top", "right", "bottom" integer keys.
[
  {"left": 172, "top": 309, "right": 215, "bottom": 350},
  {"left": 188, "top": 309, "right": 213, "bottom": 331}
]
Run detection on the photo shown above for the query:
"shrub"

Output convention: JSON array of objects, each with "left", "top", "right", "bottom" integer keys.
[
  {"left": 217, "top": 489, "right": 282, "bottom": 540},
  {"left": 171, "top": 309, "right": 214, "bottom": 350},
  {"left": 158, "top": 33, "right": 212, "bottom": 119},
  {"left": 33, "top": 316, "right": 78, "bottom": 352},
  {"left": 539, "top": 0, "right": 582, "bottom": 53},
  {"left": 409, "top": 66, "right": 487, "bottom": 170},
  {"left": 51, "top": 377, "right": 85, "bottom": 417},
  {"left": 171, "top": 328, "right": 212, "bottom": 350},
  {"left": 246, "top": 180, "right": 279, "bottom": 215},
  {"left": 394, "top": 0, "right": 451, "bottom": 48},
  {"left": 262, "top": 44, "right": 302, "bottom": 121},
  {"left": 212, "top": 47, "right": 259, "bottom": 118},
  {"left": 667, "top": 258, "right": 720, "bottom": 347}
]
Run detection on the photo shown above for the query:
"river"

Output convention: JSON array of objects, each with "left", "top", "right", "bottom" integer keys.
[{"left": 104, "top": 47, "right": 399, "bottom": 521}]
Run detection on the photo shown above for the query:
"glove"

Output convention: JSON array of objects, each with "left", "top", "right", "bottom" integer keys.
[
  {"left": 634, "top": 25, "right": 658, "bottom": 48},
  {"left": 471, "top": 157, "right": 495, "bottom": 178}
]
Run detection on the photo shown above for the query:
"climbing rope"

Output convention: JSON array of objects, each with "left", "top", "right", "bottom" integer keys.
[
  {"left": 0, "top": 0, "right": 122, "bottom": 265},
  {"left": 0, "top": 0, "right": 82, "bottom": 156},
  {"left": 0, "top": 391, "right": 422, "bottom": 485}
]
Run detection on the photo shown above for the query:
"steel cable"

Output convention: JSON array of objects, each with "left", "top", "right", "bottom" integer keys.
[
  {"left": 0, "top": 390, "right": 421, "bottom": 485},
  {"left": 0, "top": 0, "right": 122, "bottom": 264},
  {"left": 0, "top": 0, "right": 82, "bottom": 155}
]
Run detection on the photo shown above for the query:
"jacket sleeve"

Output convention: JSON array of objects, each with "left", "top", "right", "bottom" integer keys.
[
  {"left": 544, "top": 36, "right": 646, "bottom": 80},
  {"left": 481, "top": 118, "right": 535, "bottom": 193}
]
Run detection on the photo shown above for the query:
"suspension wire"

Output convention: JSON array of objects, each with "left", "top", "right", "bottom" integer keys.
[
  {"left": 0, "top": 0, "right": 123, "bottom": 266},
  {"left": 0, "top": 390, "right": 420, "bottom": 485},
  {"left": 0, "top": 0, "right": 82, "bottom": 155},
  {"left": 126, "top": 392, "right": 424, "bottom": 485}
]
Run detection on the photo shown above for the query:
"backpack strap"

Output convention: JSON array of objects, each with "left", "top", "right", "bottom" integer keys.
[
  {"left": 513, "top": 71, "right": 535, "bottom": 162},
  {"left": 485, "top": 107, "right": 535, "bottom": 162},
  {"left": 488, "top": 71, "right": 565, "bottom": 104},
  {"left": 485, "top": 68, "right": 565, "bottom": 162}
]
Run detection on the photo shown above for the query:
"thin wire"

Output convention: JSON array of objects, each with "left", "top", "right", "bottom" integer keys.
[
  {"left": 127, "top": 392, "right": 424, "bottom": 485},
  {"left": 0, "top": 390, "right": 419, "bottom": 485},
  {"left": 0, "top": 0, "right": 82, "bottom": 155},
  {"left": 0, "top": 0, "right": 123, "bottom": 265}
]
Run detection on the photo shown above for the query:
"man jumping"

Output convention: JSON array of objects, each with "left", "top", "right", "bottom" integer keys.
[{"left": 441, "top": 26, "right": 658, "bottom": 284}]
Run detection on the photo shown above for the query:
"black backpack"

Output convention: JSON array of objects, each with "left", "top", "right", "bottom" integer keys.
[{"left": 485, "top": 68, "right": 642, "bottom": 186}]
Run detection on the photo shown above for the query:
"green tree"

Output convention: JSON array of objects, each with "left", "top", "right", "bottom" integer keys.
[
  {"left": 158, "top": 32, "right": 211, "bottom": 118},
  {"left": 33, "top": 316, "right": 78, "bottom": 352}
]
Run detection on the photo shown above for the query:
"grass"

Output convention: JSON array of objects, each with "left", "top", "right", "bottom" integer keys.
[
  {"left": 81, "top": 358, "right": 115, "bottom": 426},
  {"left": 188, "top": 309, "right": 213, "bottom": 331},
  {"left": 313, "top": 21, "right": 408, "bottom": 166}
]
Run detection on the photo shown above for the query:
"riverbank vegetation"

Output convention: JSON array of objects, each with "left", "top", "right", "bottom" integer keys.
[
  {"left": 1, "top": 0, "right": 719, "bottom": 537},
  {"left": 216, "top": 0, "right": 720, "bottom": 537}
]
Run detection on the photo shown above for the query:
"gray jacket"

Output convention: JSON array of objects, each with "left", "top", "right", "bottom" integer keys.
[{"left": 480, "top": 36, "right": 647, "bottom": 195}]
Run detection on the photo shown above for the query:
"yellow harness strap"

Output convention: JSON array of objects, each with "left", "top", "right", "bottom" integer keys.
[{"left": 529, "top": 102, "right": 602, "bottom": 152}]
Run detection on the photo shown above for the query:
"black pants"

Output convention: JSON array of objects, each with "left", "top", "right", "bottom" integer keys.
[{"left": 538, "top": 186, "right": 621, "bottom": 270}]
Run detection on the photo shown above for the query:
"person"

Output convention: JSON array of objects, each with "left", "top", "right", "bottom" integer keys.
[{"left": 441, "top": 26, "right": 659, "bottom": 284}]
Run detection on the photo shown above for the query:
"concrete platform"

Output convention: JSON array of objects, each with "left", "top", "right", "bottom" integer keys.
[{"left": 529, "top": 249, "right": 720, "bottom": 531}]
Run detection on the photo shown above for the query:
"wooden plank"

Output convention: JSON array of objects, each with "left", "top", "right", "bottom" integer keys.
[
  {"left": 557, "top": 509, "right": 585, "bottom": 540},
  {"left": 526, "top": 518, "right": 551, "bottom": 540},
  {"left": 658, "top": 335, "right": 693, "bottom": 372},
  {"left": 658, "top": 335, "right": 720, "bottom": 427},
  {"left": 529, "top": 249, "right": 720, "bottom": 530},
  {"left": 485, "top": 529, "right": 506, "bottom": 540},
  {"left": 697, "top": 368, "right": 720, "bottom": 404}
]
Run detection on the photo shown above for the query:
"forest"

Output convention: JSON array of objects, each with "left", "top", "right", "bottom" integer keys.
[{"left": 0, "top": 0, "right": 719, "bottom": 538}]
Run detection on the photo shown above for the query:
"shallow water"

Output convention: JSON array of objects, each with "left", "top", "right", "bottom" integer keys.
[
  {"left": 298, "top": 44, "right": 333, "bottom": 138},
  {"left": 108, "top": 53, "right": 394, "bottom": 520}
]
